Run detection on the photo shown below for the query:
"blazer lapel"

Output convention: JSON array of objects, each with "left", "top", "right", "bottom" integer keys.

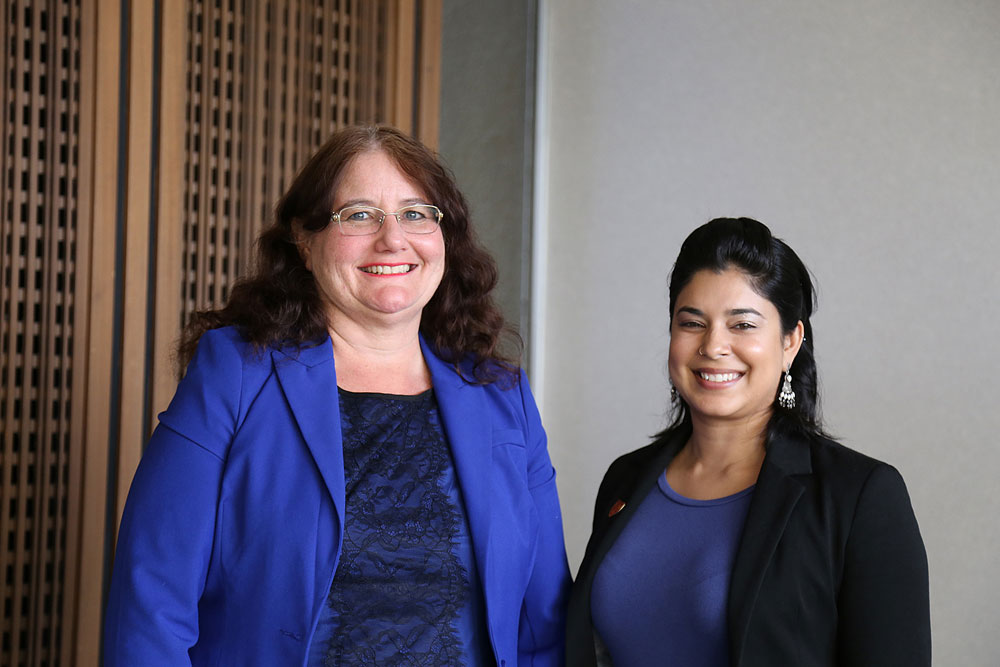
[
  {"left": 421, "top": 341, "right": 494, "bottom": 596},
  {"left": 728, "top": 434, "right": 811, "bottom": 665},
  {"left": 587, "top": 432, "right": 687, "bottom": 573},
  {"left": 566, "top": 429, "right": 689, "bottom": 667},
  {"left": 272, "top": 340, "right": 346, "bottom": 535}
]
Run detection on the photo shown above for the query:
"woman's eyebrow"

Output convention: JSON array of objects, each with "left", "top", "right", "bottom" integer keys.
[
  {"left": 335, "top": 197, "right": 429, "bottom": 208},
  {"left": 676, "top": 306, "right": 765, "bottom": 317},
  {"left": 729, "top": 308, "right": 764, "bottom": 317},
  {"left": 336, "top": 198, "right": 377, "bottom": 208}
]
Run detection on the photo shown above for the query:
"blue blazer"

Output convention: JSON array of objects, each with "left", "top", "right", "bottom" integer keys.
[{"left": 104, "top": 327, "right": 570, "bottom": 666}]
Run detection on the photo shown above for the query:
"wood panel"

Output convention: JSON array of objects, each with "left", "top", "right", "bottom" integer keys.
[
  {"left": 175, "top": 0, "right": 441, "bottom": 332},
  {"left": 417, "top": 0, "right": 442, "bottom": 148},
  {"left": 2, "top": 1, "right": 441, "bottom": 663},
  {"left": 0, "top": 0, "right": 113, "bottom": 665},
  {"left": 115, "top": 0, "right": 156, "bottom": 535},
  {"left": 151, "top": 0, "right": 188, "bottom": 419},
  {"left": 66, "top": 0, "right": 121, "bottom": 663}
]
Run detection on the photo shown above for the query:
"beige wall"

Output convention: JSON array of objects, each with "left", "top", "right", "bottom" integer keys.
[{"left": 536, "top": 0, "right": 1000, "bottom": 663}]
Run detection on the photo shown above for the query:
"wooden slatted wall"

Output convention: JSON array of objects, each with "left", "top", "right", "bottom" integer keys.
[
  {"left": 0, "top": 1, "right": 441, "bottom": 664},
  {"left": 1, "top": 1, "right": 83, "bottom": 664}
]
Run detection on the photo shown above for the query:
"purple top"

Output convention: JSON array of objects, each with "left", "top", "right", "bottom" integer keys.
[{"left": 591, "top": 472, "right": 754, "bottom": 667}]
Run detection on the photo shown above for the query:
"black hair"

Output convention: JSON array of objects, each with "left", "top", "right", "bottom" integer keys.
[{"left": 663, "top": 217, "right": 829, "bottom": 442}]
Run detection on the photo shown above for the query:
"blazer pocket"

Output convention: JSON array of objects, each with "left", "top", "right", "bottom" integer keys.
[
  {"left": 489, "top": 429, "right": 538, "bottom": 591},
  {"left": 492, "top": 429, "right": 527, "bottom": 448},
  {"left": 491, "top": 429, "right": 528, "bottom": 478},
  {"left": 490, "top": 430, "right": 536, "bottom": 517}
]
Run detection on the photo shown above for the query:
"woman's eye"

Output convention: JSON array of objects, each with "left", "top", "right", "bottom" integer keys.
[
  {"left": 402, "top": 209, "right": 425, "bottom": 221},
  {"left": 733, "top": 322, "right": 756, "bottom": 330},
  {"left": 346, "top": 210, "right": 371, "bottom": 221},
  {"left": 677, "top": 321, "right": 704, "bottom": 329}
]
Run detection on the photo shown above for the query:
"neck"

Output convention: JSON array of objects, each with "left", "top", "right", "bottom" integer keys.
[
  {"left": 684, "top": 411, "right": 769, "bottom": 469},
  {"left": 327, "top": 315, "right": 431, "bottom": 394},
  {"left": 665, "top": 411, "right": 770, "bottom": 500}
]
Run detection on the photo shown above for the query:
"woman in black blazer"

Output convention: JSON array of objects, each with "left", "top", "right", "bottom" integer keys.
[{"left": 567, "top": 218, "right": 930, "bottom": 666}]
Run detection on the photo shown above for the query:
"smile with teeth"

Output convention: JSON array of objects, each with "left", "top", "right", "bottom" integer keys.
[
  {"left": 359, "top": 264, "right": 416, "bottom": 275},
  {"left": 698, "top": 371, "right": 743, "bottom": 383}
]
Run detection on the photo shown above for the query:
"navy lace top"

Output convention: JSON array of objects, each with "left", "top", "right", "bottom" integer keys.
[{"left": 307, "top": 388, "right": 493, "bottom": 666}]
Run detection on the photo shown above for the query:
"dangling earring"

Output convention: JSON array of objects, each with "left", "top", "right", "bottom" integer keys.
[
  {"left": 778, "top": 367, "right": 796, "bottom": 409},
  {"left": 670, "top": 383, "right": 679, "bottom": 402}
]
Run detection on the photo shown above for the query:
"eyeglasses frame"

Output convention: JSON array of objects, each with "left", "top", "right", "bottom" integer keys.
[{"left": 329, "top": 204, "right": 444, "bottom": 236}]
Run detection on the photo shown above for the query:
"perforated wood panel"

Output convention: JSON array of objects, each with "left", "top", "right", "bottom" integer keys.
[
  {"left": 179, "top": 0, "right": 397, "bottom": 321},
  {"left": 1, "top": 1, "right": 80, "bottom": 664},
  {"left": 2, "top": 1, "right": 440, "bottom": 664}
]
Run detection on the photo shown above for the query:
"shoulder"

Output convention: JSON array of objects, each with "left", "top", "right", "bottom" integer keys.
[
  {"left": 425, "top": 341, "right": 524, "bottom": 399},
  {"left": 801, "top": 439, "right": 926, "bottom": 578},
  {"left": 186, "top": 326, "right": 279, "bottom": 393},
  {"left": 782, "top": 435, "right": 915, "bottom": 514},
  {"left": 604, "top": 426, "right": 688, "bottom": 481},
  {"left": 160, "top": 326, "right": 275, "bottom": 454},
  {"left": 595, "top": 431, "right": 683, "bottom": 506},
  {"left": 191, "top": 326, "right": 328, "bottom": 369},
  {"left": 603, "top": 440, "right": 666, "bottom": 485},
  {"left": 806, "top": 436, "right": 907, "bottom": 487},
  {"left": 423, "top": 342, "right": 535, "bottom": 424},
  {"left": 421, "top": 335, "right": 522, "bottom": 388},
  {"left": 475, "top": 363, "right": 537, "bottom": 428},
  {"left": 185, "top": 325, "right": 260, "bottom": 368}
]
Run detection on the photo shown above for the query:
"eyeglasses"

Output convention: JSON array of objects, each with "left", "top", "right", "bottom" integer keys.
[{"left": 330, "top": 204, "right": 444, "bottom": 236}]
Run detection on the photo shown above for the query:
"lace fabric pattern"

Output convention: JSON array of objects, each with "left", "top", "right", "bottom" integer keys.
[{"left": 321, "top": 389, "right": 469, "bottom": 666}]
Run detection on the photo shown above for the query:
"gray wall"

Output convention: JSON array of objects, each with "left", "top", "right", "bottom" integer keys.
[
  {"left": 438, "top": 1, "right": 537, "bottom": 359},
  {"left": 537, "top": 0, "right": 1000, "bottom": 664}
]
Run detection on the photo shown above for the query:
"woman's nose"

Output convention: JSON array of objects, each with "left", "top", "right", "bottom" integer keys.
[
  {"left": 699, "top": 327, "right": 731, "bottom": 358},
  {"left": 374, "top": 213, "right": 408, "bottom": 250}
]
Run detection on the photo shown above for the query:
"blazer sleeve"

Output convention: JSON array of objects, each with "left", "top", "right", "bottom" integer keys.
[
  {"left": 836, "top": 463, "right": 931, "bottom": 665},
  {"left": 103, "top": 330, "right": 245, "bottom": 666},
  {"left": 515, "top": 372, "right": 572, "bottom": 666}
]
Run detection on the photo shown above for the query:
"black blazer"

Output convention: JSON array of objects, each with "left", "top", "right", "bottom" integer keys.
[{"left": 567, "top": 428, "right": 930, "bottom": 666}]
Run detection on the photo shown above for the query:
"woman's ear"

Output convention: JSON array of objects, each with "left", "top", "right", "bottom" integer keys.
[{"left": 783, "top": 320, "right": 805, "bottom": 368}]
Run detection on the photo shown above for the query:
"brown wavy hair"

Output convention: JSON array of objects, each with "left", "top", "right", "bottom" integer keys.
[{"left": 177, "top": 125, "right": 518, "bottom": 383}]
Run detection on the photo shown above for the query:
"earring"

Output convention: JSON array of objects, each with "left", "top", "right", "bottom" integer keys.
[
  {"left": 670, "top": 383, "right": 678, "bottom": 402},
  {"left": 778, "top": 368, "right": 796, "bottom": 409}
]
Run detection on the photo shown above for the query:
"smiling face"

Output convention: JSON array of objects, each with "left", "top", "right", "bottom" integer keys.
[
  {"left": 668, "top": 268, "right": 803, "bottom": 428},
  {"left": 298, "top": 150, "right": 446, "bottom": 332}
]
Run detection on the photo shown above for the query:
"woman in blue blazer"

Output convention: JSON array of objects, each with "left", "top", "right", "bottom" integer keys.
[
  {"left": 567, "top": 219, "right": 929, "bottom": 666},
  {"left": 104, "top": 126, "right": 570, "bottom": 665}
]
